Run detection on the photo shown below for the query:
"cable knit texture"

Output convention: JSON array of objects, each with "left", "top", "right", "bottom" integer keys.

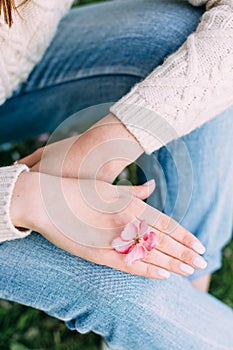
[
  {"left": 110, "top": 0, "right": 233, "bottom": 153},
  {"left": 0, "top": 0, "right": 73, "bottom": 105},
  {"left": 0, "top": 164, "right": 31, "bottom": 243}
]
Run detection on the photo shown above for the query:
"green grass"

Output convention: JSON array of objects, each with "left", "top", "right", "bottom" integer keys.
[{"left": 0, "top": 0, "right": 232, "bottom": 349}]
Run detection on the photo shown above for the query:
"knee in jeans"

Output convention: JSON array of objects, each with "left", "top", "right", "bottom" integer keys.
[
  {"left": 93, "top": 275, "right": 173, "bottom": 332},
  {"left": 62, "top": 272, "right": 171, "bottom": 336}
]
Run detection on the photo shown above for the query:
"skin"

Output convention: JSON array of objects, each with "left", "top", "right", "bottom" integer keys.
[
  {"left": 18, "top": 113, "right": 143, "bottom": 182},
  {"left": 192, "top": 275, "right": 211, "bottom": 292},
  {"left": 13, "top": 113, "right": 208, "bottom": 284}
]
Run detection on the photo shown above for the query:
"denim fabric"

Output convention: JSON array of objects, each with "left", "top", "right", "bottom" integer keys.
[
  {"left": 1, "top": 233, "right": 233, "bottom": 349},
  {"left": 0, "top": 0, "right": 233, "bottom": 349}
]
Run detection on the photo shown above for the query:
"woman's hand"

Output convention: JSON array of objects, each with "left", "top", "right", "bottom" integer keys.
[
  {"left": 18, "top": 113, "right": 143, "bottom": 183},
  {"left": 11, "top": 172, "right": 207, "bottom": 280}
]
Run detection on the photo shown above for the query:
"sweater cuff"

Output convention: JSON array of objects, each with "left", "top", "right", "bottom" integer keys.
[
  {"left": 110, "top": 94, "right": 181, "bottom": 155},
  {"left": 0, "top": 164, "right": 32, "bottom": 243},
  {"left": 188, "top": 0, "right": 207, "bottom": 6}
]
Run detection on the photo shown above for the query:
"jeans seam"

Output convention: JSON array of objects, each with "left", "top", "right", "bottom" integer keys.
[{"left": 13, "top": 72, "right": 144, "bottom": 100}]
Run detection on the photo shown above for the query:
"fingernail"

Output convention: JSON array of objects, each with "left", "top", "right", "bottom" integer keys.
[
  {"left": 158, "top": 269, "right": 170, "bottom": 279},
  {"left": 180, "top": 263, "right": 195, "bottom": 275},
  {"left": 143, "top": 179, "right": 155, "bottom": 187},
  {"left": 192, "top": 242, "right": 206, "bottom": 254},
  {"left": 193, "top": 257, "right": 208, "bottom": 269}
]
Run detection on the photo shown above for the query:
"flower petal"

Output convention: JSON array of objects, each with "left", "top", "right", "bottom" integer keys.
[
  {"left": 139, "top": 220, "right": 149, "bottom": 235},
  {"left": 125, "top": 245, "right": 146, "bottom": 265},
  {"left": 121, "top": 222, "right": 138, "bottom": 241},
  {"left": 143, "top": 231, "right": 158, "bottom": 251},
  {"left": 112, "top": 237, "right": 133, "bottom": 253}
]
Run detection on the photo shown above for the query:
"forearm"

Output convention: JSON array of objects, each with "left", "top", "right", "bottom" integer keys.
[
  {"left": 110, "top": 0, "right": 233, "bottom": 154},
  {"left": 73, "top": 113, "right": 143, "bottom": 180},
  {"left": 34, "top": 113, "right": 143, "bottom": 183}
]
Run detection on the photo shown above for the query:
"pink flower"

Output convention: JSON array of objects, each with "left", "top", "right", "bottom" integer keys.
[{"left": 112, "top": 220, "right": 158, "bottom": 265}]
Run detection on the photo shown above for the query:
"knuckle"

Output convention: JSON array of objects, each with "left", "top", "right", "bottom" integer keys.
[
  {"left": 179, "top": 249, "right": 192, "bottom": 262},
  {"left": 158, "top": 214, "right": 170, "bottom": 232},
  {"left": 182, "top": 234, "right": 193, "bottom": 247},
  {"left": 157, "top": 234, "right": 167, "bottom": 249},
  {"left": 143, "top": 250, "right": 155, "bottom": 265},
  {"left": 146, "top": 264, "right": 156, "bottom": 278},
  {"left": 167, "top": 257, "right": 174, "bottom": 271},
  {"left": 166, "top": 217, "right": 178, "bottom": 235},
  {"left": 112, "top": 212, "right": 129, "bottom": 227}
]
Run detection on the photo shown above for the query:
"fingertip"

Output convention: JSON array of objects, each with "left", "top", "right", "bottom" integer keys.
[
  {"left": 158, "top": 269, "right": 171, "bottom": 279},
  {"left": 140, "top": 179, "right": 156, "bottom": 198},
  {"left": 192, "top": 241, "right": 206, "bottom": 255},
  {"left": 119, "top": 180, "right": 156, "bottom": 200},
  {"left": 143, "top": 179, "right": 156, "bottom": 189}
]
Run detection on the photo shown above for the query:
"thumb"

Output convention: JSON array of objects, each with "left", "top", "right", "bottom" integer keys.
[
  {"left": 121, "top": 179, "right": 156, "bottom": 200},
  {"left": 17, "top": 147, "right": 44, "bottom": 168}
]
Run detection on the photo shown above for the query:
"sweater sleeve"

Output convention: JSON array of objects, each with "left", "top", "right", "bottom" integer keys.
[
  {"left": 0, "top": 0, "right": 73, "bottom": 105},
  {"left": 0, "top": 164, "right": 31, "bottom": 243},
  {"left": 110, "top": 0, "right": 233, "bottom": 154}
]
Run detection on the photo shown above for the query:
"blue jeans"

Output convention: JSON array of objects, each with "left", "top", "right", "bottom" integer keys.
[{"left": 0, "top": 1, "right": 233, "bottom": 349}]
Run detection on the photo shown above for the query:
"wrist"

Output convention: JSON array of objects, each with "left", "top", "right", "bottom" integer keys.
[
  {"left": 0, "top": 164, "right": 32, "bottom": 242},
  {"left": 77, "top": 113, "right": 144, "bottom": 182},
  {"left": 31, "top": 113, "right": 144, "bottom": 184},
  {"left": 11, "top": 171, "right": 39, "bottom": 230},
  {"left": 92, "top": 113, "right": 143, "bottom": 149}
]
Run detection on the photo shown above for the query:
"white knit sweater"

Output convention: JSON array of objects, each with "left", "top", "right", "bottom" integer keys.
[
  {"left": 1, "top": 0, "right": 233, "bottom": 242},
  {"left": 0, "top": 0, "right": 73, "bottom": 104},
  {"left": 111, "top": 0, "right": 233, "bottom": 152}
]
